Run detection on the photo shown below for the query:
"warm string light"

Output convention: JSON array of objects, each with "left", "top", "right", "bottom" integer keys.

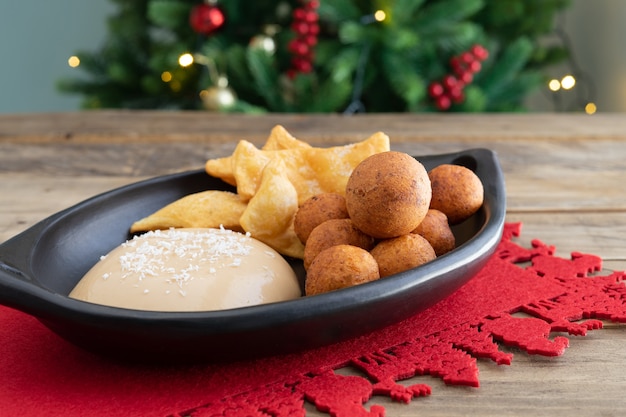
[
  {"left": 547, "top": 14, "right": 597, "bottom": 114},
  {"left": 360, "top": 10, "right": 386, "bottom": 24},
  {"left": 549, "top": 74, "right": 576, "bottom": 91},
  {"left": 548, "top": 79, "right": 561, "bottom": 91},
  {"left": 178, "top": 53, "right": 194, "bottom": 67},
  {"left": 170, "top": 53, "right": 216, "bottom": 83},
  {"left": 584, "top": 102, "right": 597, "bottom": 115},
  {"left": 373, "top": 10, "right": 386, "bottom": 22},
  {"left": 67, "top": 56, "right": 80, "bottom": 68},
  {"left": 547, "top": 73, "right": 596, "bottom": 114}
]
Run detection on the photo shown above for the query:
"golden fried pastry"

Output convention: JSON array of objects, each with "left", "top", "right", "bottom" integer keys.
[
  {"left": 370, "top": 233, "right": 436, "bottom": 278},
  {"left": 428, "top": 164, "right": 484, "bottom": 224},
  {"left": 204, "top": 125, "right": 311, "bottom": 186},
  {"left": 229, "top": 132, "right": 390, "bottom": 204},
  {"left": 204, "top": 155, "right": 237, "bottom": 186},
  {"left": 261, "top": 125, "right": 313, "bottom": 151},
  {"left": 412, "top": 209, "right": 456, "bottom": 256},
  {"left": 303, "top": 218, "right": 375, "bottom": 270},
  {"left": 305, "top": 244, "right": 380, "bottom": 296},
  {"left": 130, "top": 190, "right": 246, "bottom": 234},
  {"left": 294, "top": 193, "right": 349, "bottom": 244},
  {"left": 345, "top": 151, "right": 431, "bottom": 239},
  {"left": 239, "top": 158, "right": 304, "bottom": 259}
]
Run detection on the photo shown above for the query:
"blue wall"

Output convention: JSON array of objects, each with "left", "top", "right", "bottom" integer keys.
[{"left": 0, "top": 0, "right": 114, "bottom": 113}]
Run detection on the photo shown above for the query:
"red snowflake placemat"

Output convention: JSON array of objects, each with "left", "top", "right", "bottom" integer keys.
[{"left": 0, "top": 223, "right": 624, "bottom": 417}]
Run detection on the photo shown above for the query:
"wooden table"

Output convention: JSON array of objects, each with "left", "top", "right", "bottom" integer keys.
[{"left": 1, "top": 111, "right": 625, "bottom": 416}]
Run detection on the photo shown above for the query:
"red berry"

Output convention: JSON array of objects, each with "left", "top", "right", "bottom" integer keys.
[
  {"left": 303, "top": 35, "right": 318, "bottom": 46},
  {"left": 289, "top": 39, "right": 309, "bottom": 55},
  {"left": 292, "top": 21, "right": 309, "bottom": 35},
  {"left": 449, "top": 86, "right": 465, "bottom": 104},
  {"left": 435, "top": 95, "right": 451, "bottom": 111},
  {"left": 306, "top": 0, "right": 320, "bottom": 9},
  {"left": 428, "top": 82, "right": 444, "bottom": 98},
  {"left": 307, "top": 23, "right": 320, "bottom": 35},
  {"left": 299, "top": 43, "right": 310, "bottom": 56},
  {"left": 450, "top": 57, "right": 464, "bottom": 75},
  {"left": 291, "top": 56, "right": 311, "bottom": 72},
  {"left": 468, "top": 60, "right": 481, "bottom": 73},
  {"left": 291, "top": 57, "right": 312, "bottom": 72},
  {"left": 459, "top": 71, "right": 473, "bottom": 84},
  {"left": 461, "top": 52, "right": 474, "bottom": 65},
  {"left": 442, "top": 75, "right": 457, "bottom": 90},
  {"left": 304, "top": 10, "right": 319, "bottom": 23},
  {"left": 293, "top": 8, "right": 306, "bottom": 21},
  {"left": 471, "top": 44, "right": 489, "bottom": 61}
]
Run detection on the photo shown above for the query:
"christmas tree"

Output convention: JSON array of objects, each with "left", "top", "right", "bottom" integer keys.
[{"left": 58, "top": 0, "right": 571, "bottom": 113}]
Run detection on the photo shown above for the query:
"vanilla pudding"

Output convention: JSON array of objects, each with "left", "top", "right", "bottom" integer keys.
[{"left": 70, "top": 228, "right": 301, "bottom": 311}]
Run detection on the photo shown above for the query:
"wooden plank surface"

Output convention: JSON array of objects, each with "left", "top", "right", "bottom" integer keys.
[
  {"left": 1, "top": 111, "right": 625, "bottom": 416},
  {"left": 2, "top": 111, "right": 626, "bottom": 143}
]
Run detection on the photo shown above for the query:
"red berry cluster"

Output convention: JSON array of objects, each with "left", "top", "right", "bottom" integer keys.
[
  {"left": 428, "top": 44, "right": 489, "bottom": 111},
  {"left": 287, "top": 0, "right": 320, "bottom": 77}
]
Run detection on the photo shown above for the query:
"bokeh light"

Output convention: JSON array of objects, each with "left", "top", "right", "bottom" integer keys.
[{"left": 67, "top": 56, "right": 80, "bottom": 68}]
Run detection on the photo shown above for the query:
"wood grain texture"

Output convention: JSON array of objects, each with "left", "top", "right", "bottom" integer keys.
[
  {"left": 2, "top": 111, "right": 626, "bottom": 144},
  {"left": 1, "top": 111, "right": 625, "bottom": 416}
]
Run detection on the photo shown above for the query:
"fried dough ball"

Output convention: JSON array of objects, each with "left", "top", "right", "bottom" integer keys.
[
  {"left": 305, "top": 245, "right": 380, "bottom": 296},
  {"left": 294, "top": 193, "right": 349, "bottom": 244},
  {"left": 412, "top": 209, "right": 456, "bottom": 256},
  {"left": 303, "top": 218, "right": 375, "bottom": 270},
  {"left": 370, "top": 233, "right": 436, "bottom": 278},
  {"left": 428, "top": 164, "right": 484, "bottom": 224},
  {"left": 345, "top": 151, "right": 431, "bottom": 239}
]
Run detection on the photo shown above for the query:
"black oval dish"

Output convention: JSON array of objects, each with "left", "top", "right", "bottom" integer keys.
[{"left": 0, "top": 148, "right": 505, "bottom": 363}]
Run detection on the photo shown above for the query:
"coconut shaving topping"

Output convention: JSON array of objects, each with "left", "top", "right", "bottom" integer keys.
[{"left": 108, "top": 227, "right": 254, "bottom": 292}]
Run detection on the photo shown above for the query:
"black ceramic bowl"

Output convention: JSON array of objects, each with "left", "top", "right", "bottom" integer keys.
[{"left": 0, "top": 148, "right": 505, "bottom": 363}]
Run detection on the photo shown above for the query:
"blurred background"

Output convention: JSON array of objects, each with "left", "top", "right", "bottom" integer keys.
[
  {"left": 0, "top": 0, "right": 623, "bottom": 114},
  {"left": 0, "top": 0, "right": 115, "bottom": 113}
]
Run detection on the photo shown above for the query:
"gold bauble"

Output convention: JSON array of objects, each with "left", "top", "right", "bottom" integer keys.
[
  {"left": 200, "top": 76, "right": 237, "bottom": 111},
  {"left": 249, "top": 34, "right": 276, "bottom": 55}
]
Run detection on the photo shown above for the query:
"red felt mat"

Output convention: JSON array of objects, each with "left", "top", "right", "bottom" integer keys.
[{"left": 1, "top": 223, "right": 625, "bottom": 416}]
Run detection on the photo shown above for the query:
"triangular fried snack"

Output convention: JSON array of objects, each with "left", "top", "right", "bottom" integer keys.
[
  {"left": 239, "top": 158, "right": 304, "bottom": 259},
  {"left": 129, "top": 190, "right": 247, "bottom": 233},
  {"left": 261, "top": 125, "right": 312, "bottom": 151},
  {"left": 204, "top": 125, "right": 310, "bottom": 186},
  {"left": 232, "top": 131, "right": 390, "bottom": 204}
]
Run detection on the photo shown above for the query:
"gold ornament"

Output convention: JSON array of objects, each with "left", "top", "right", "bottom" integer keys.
[
  {"left": 249, "top": 34, "right": 276, "bottom": 55},
  {"left": 200, "top": 76, "right": 237, "bottom": 111},
  {"left": 249, "top": 25, "right": 278, "bottom": 55}
]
